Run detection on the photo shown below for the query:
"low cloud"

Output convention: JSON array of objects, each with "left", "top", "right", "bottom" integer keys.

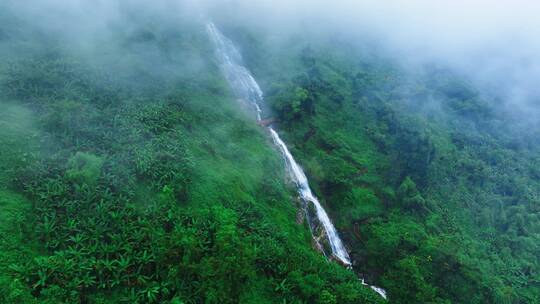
[{"left": 3, "top": 0, "right": 539, "bottom": 125}]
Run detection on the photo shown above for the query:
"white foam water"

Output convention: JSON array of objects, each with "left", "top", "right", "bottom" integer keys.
[{"left": 206, "top": 22, "right": 387, "bottom": 300}]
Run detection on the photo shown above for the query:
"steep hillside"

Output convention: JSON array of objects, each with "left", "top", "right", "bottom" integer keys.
[
  {"left": 228, "top": 27, "right": 540, "bottom": 303},
  {"left": 0, "top": 8, "right": 383, "bottom": 304},
  {"left": 2, "top": 2, "right": 540, "bottom": 304}
]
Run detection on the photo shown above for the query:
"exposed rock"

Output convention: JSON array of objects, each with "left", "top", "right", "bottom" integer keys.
[{"left": 258, "top": 118, "right": 275, "bottom": 127}]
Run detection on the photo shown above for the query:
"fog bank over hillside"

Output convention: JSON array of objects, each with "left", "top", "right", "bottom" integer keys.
[
  {"left": 4, "top": 0, "right": 539, "bottom": 124},
  {"left": 205, "top": 0, "right": 540, "bottom": 125}
]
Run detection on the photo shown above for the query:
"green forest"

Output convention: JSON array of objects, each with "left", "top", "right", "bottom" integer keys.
[
  {"left": 225, "top": 25, "right": 540, "bottom": 303},
  {"left": 1, "top": 1, "right": 539, "bottom": 304}
]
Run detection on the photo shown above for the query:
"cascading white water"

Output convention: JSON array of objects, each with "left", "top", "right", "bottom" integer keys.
[
  {"left": 206, "top": 22, "right": 387, "bottom": 299},
  {"left": 268, "top": 129, "right": 352, "bottom": 265},
  {"left": 207, "top": 23, "right": 263, "bottom": 121},
  {"left": 207, "top": 22, "right": 350, "bottom": 266}
]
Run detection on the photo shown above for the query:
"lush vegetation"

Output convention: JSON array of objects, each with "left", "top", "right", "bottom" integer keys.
[
  {"left": 2, "top": 3, "right": 540, "bottom": 303},
  {"left": 228, "top": 27, "right": 540, "bottom": 303},
  {"left": 0, "top": 8, "right": 383, "bottom": 304}
]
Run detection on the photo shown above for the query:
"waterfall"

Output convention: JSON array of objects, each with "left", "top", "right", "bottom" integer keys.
[
  {"left": 206, "top": 22, "right": 387, "bottom": 300},
  {"left": 268, "top": 129, "right": 352, "bottom": 265}
]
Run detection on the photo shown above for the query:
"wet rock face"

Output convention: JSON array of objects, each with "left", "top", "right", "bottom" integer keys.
[
  {"left": 296, "top": 208, "right": 304, "bottom": 225},
  {"left": 257, "top": 118, "right": 275, "bottom": 127},
  {"left": 332, "top": 255, "right": 352, "bottom": 268}
]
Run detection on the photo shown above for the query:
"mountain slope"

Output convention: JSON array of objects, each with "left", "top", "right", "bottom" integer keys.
[
  {"left": 0, "top": 9, "right": 383, "bottom": 304},
  {"left": 227, "top": 27, "right": 540, "bottom": 303}
]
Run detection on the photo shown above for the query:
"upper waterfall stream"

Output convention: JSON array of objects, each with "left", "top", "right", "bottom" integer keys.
[{"left": 206, "top": 22, "right": 387, "bottom": 300}]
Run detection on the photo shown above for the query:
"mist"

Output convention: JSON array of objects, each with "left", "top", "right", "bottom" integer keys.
[
  {"left": 2, "top": 0, "right": 539, "bottom": 130},
  {"left": 1, "top": 0, "right": 208, "bottom": 75},
  {"left": 1, "top": 2, "right": 539, "bottom": 303},
  {"left": 203, "top": 0, "right": 540, "bottom": 128}
]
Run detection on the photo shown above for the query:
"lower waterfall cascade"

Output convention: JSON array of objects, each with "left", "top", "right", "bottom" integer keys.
[{"left": 206, "top": 22, "right": 387, "bottom": 300}]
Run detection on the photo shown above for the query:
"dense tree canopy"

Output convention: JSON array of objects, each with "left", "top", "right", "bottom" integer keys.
[
  {"left": 227, "top": 25, "right": 540, "bottom": 303},
  {"left": 1, "top": 3, "right": 539, "bottom": 304},
  {"left": 0, "top": 9, "right": 383, "bottom": 304}
]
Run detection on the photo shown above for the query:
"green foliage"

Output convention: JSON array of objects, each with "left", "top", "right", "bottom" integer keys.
[
  {"left": 343, "top": 188, "right": 384, "bottom": 223},
  {"left": 272, "top": 86, "right": 313, "bottom": 120},
  {"left": 4, "top": 6, "right": 539, "bottom": 303},
  {"left": 319, "top": 289, "right": 337, "bottom": 304},
  {"left": 381, "top": 256, "right": 437, "bottom": 303},
  {"left": 236, "top": 28, "right": 540, "bottom": 303},
  {"left": 65, "top": 152, "right": 104, "bottom": 186},
  {"left": 0, "top": 13, "right": 382, "bottom": 304},
  {"left": 396, "top": 177, "right": 426, "bottom": 211}
]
